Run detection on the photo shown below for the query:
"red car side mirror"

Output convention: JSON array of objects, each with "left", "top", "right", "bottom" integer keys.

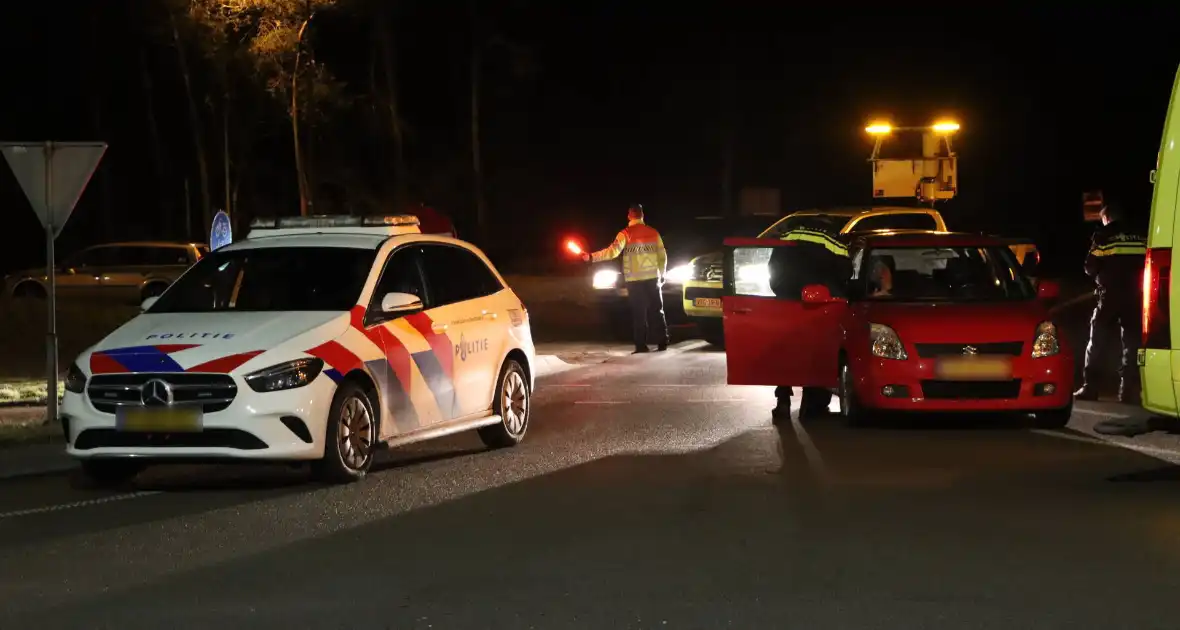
[
  {"left": 1036, "top": 279, "right": 1060, "bottom": 300},
  {"left": 802, "top": 284, "right": 845, "bottom": 304}
]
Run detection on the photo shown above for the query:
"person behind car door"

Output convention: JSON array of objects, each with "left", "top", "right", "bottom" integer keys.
[
  {"left": 1075, "top": 202, "right": 1147, "bottom": 403},
  {"left": 583, "top": 204, "right": 670, "bottom": 353},
  {"left": 766, "top": 220, "right": 853, "bottom": 421}
]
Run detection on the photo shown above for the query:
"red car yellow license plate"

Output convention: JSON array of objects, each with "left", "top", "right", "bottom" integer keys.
[
  {"left": 116, "top": 407, "right": 203, "bottom": 432},
  {"left": 935, "top": 356, "right": 1012, "bottom": 381}
]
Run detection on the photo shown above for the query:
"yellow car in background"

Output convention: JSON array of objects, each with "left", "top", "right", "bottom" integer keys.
[{"left": 684, "top": 207, "right": 949, "bottom": 345}]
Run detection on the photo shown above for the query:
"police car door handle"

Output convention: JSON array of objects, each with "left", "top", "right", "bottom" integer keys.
[
  {"left": 481, "top": 310, "right": 497, "bottom": 320},
  {"left": 432, "top": 322, "right": 448, "bottom": 333}
]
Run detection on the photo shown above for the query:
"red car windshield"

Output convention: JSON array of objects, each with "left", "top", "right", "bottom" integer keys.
[{"left": 854, "top": 245, "right": 1035, "bottom": 302}]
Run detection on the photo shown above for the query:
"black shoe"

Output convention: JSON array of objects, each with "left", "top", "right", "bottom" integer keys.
[
  {"left": 771, "top": 405, "right": 792, "bottom": 423},
  {"left": 656, "top": 342, "right": 668, "bottom": 352},
  {"left": 1074, "top": 386, "right": 1099, "bottom": 401},
  {"left": 632, "top": 346, "right": 650, "bottom": 354}
]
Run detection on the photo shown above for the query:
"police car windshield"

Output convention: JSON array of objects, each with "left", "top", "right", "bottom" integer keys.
[
  {"left": 148, "top": 246, "right": 377, "bottom": 313},
  {"left": 855, "top": 245, "right": 1035, "bottom": 302}
]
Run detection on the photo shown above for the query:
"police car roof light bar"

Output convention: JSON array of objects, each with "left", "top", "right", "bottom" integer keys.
[
  {"left": 248, "top": 214, "right": 421, "bottom": 231},
  {"left": 363, "top": 214, "right": 420, "bottom": 227},
  {"left": 279, "top": 215, "right": 364, "bottom": 228}
]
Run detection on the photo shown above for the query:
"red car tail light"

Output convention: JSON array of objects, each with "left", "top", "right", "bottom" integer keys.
[{"left": 1143, "top": 247, "right": 1171, "bottom": 349}]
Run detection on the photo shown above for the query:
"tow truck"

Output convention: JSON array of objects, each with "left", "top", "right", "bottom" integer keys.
[{"left": 685, "top": 119, "right": 1039, "bottom": 346}]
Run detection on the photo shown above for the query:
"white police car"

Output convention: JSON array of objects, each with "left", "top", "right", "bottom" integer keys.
[{"left": 60, "top": 215, "right": 536, "bottom": 484}]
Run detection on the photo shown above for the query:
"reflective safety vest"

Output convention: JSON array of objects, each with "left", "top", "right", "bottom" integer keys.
[
  {"left": 590, "top": 219, "right": 667, "bottom": 282},
  {"left": 779, "top": 228, "right": 850, "bottom": 258},
  {"left": 1085, "top": 222, "right": 1147, "bottom": 299}
]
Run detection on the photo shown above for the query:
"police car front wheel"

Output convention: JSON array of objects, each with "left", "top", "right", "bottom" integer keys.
[
  {"left": 313, "top": 381, "right": 377, "bottom": 483},
  {"left": 479, "top": 359, "right": 530, "bottom": 448}
]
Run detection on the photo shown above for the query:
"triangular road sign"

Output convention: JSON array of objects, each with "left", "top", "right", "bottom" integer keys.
[{"left": 1, "top": 142, "right": 107, "bottom": 237}]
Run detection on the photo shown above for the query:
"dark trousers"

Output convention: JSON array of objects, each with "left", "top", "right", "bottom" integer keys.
[
  {"left": 774, "top": 386, "right": 832, "bottom": 411},
  {"left": 1083, "top": 295, "right": 1141, "bottom": 387},
  {"left": 626, "top": 279, "right": 669, "bottom": 348}
]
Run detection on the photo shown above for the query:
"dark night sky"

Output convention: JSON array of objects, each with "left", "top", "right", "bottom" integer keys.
[{"left": 1, "top": 3, "right": 1178, "bottom": 276}]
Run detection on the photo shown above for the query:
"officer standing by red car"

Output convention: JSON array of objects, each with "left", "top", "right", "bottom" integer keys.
[
  {"left": 766, "top": 218, "right": 853, "bottom": 421},
  {"left": 1075, "top": 202, "right": 1147, "bottom": 403}
]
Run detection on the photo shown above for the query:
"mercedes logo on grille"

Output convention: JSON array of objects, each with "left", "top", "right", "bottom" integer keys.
[
  {"left": 962, "top": 346, "right": 979, "bottom": 356},
  {"left": 140, "top": 379, "right": 174, "bottom": 406}
]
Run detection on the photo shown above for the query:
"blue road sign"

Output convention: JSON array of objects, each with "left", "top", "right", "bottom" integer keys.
[{"left": 211, "top": 210, "right": 232, "bottom": 250}]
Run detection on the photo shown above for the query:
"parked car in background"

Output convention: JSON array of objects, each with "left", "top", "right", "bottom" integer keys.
[{"left": 2, "top": 241, "right": 207, "bottom": 305}]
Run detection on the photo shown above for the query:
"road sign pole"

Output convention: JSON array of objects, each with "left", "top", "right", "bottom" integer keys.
[
  {"left": 0, "top": 140, "right": 107, "bottom": 426},
  {"left": 44, "top": 141, "right": 59, "bottom": 426}
]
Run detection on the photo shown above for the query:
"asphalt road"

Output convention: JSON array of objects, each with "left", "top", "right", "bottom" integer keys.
[{"left": 2, "top": 342, "right": 1180, "bottom": 628}]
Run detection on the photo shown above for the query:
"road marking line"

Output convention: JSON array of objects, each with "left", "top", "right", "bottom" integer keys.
[
  {"left": 1074, "top": 408, "right": 1132, "bottom": 419},
  {"left": 789, "top": 416, "right": 833, "bottom": 485},
  {"left": 682, "top": 399, "right": 747, "bottom": 403},
  {"left": 1029, "top": 429, "right": 1107, "bottom": 445},
  {"left": 546, "top": 383, "right": 591, "bottom": 387},
  {"left": 574, "top": 400, "right": 628, "bottom": 405},
  {"left": 1031, "top": 429, "right": 1180, "bottom": 463},
  {"left": 0, "top": 491, "right": 161, "bottom": 520}
]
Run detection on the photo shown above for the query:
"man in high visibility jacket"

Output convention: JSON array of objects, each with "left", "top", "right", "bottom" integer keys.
[
  {"left": 1076, "top": 202, "right": 1148, "bottom": 403},
  {"left": 767, "top": 220, "right": 852, "bottom": 420},
  {"left": 583, "top": 204, "right": 669, "bottom": 353}
]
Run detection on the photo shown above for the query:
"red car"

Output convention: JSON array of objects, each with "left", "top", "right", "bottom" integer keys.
[{"left": 721, "top": 231, "right": 1074, "bottom": 427}]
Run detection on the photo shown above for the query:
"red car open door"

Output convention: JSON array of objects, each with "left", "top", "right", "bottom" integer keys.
[{"left": 722, "top": 237, "right": 846, "bottom": 388}]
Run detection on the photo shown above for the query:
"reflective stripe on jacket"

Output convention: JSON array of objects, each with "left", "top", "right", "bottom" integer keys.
[
  {"left": 1084, "top": 221, "right": 1146, "bottom": 299},
  {"left": 590, "top": 219, "right": 668, "bottom": 282},
  {"left": 780, "top": 228, "right": 850, "bottom": 258}
]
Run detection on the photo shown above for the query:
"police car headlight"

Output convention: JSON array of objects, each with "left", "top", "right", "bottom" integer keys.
[
  {"left": 869, "top": 323, "right": 908, "bottom": 360},
  {"left": 64, "top": 362, "right": 87, "bottom": 394},
  {"left": 665, "top": 264, "right": 693, "bottom": 284},
  {"left": 245, "top": 358, "right": 324, "bottom": 393},
  {"left": 1031, "top": 321, "right": 1060, "bottom": 358},
  {"left": 592, "top": 270, "right": 620, "bottom": 289}
]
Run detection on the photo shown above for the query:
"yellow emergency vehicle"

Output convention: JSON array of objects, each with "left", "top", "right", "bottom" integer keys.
[{"left": 1138, "top": 64, "right": 1180, "bottom": 418}]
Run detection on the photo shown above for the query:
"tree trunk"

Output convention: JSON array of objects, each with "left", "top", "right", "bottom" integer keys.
[
  {"left": 139, "top": 46, "right": 171, "bottom": 237},
  {"left": 377, "top": 12, "right": 408, "bottom": 212},
  {"left": 469, "top": 1, "right": 487, "bottom": 243},
  {"left": 170, "top": 10, "right": 213, "bottom": 234},
  {"left": 223, "top": 102, "right": 232, "bottom": 217},
  {"left": 292, "top": 17, "right": 312, "bottom": 216},
  {"left": 89, "top": 9, "right": 113, "bottom": 240},
  {"left": 720, "top": 54, "right": 735, "bottom": 218}
]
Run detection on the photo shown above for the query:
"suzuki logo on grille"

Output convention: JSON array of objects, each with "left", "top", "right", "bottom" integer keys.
[
  {"left": 962, "top": 346, "right": 978, "bottom": 356},
  {"left": 140, "top": 379, "right": 174, "bottom": 406}
]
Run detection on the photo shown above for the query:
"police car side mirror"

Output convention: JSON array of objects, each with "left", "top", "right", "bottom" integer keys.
[
  {"left": 140, "top": 296, "right": 159, "bottom": 312},
  {"left": 381, "top": 292, "right": 423, "bottom": 313},
  {"left": 802, "top": 284, "right": 845, "bottom": 304}
]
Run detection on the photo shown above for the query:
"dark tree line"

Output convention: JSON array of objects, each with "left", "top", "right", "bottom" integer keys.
[{"left": 125, "top": 0, "right": 536, "bottom": 245}]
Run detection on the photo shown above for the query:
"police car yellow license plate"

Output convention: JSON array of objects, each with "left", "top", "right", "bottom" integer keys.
[
  {"left": 693, "top": 298, "right": 722, "bottom": 308},
  {"left": 935, "top": 356, "right": 1012, "bottom": 381},
  {"left": 116, "top": 407, "right": 203, "bottom": 432}
]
